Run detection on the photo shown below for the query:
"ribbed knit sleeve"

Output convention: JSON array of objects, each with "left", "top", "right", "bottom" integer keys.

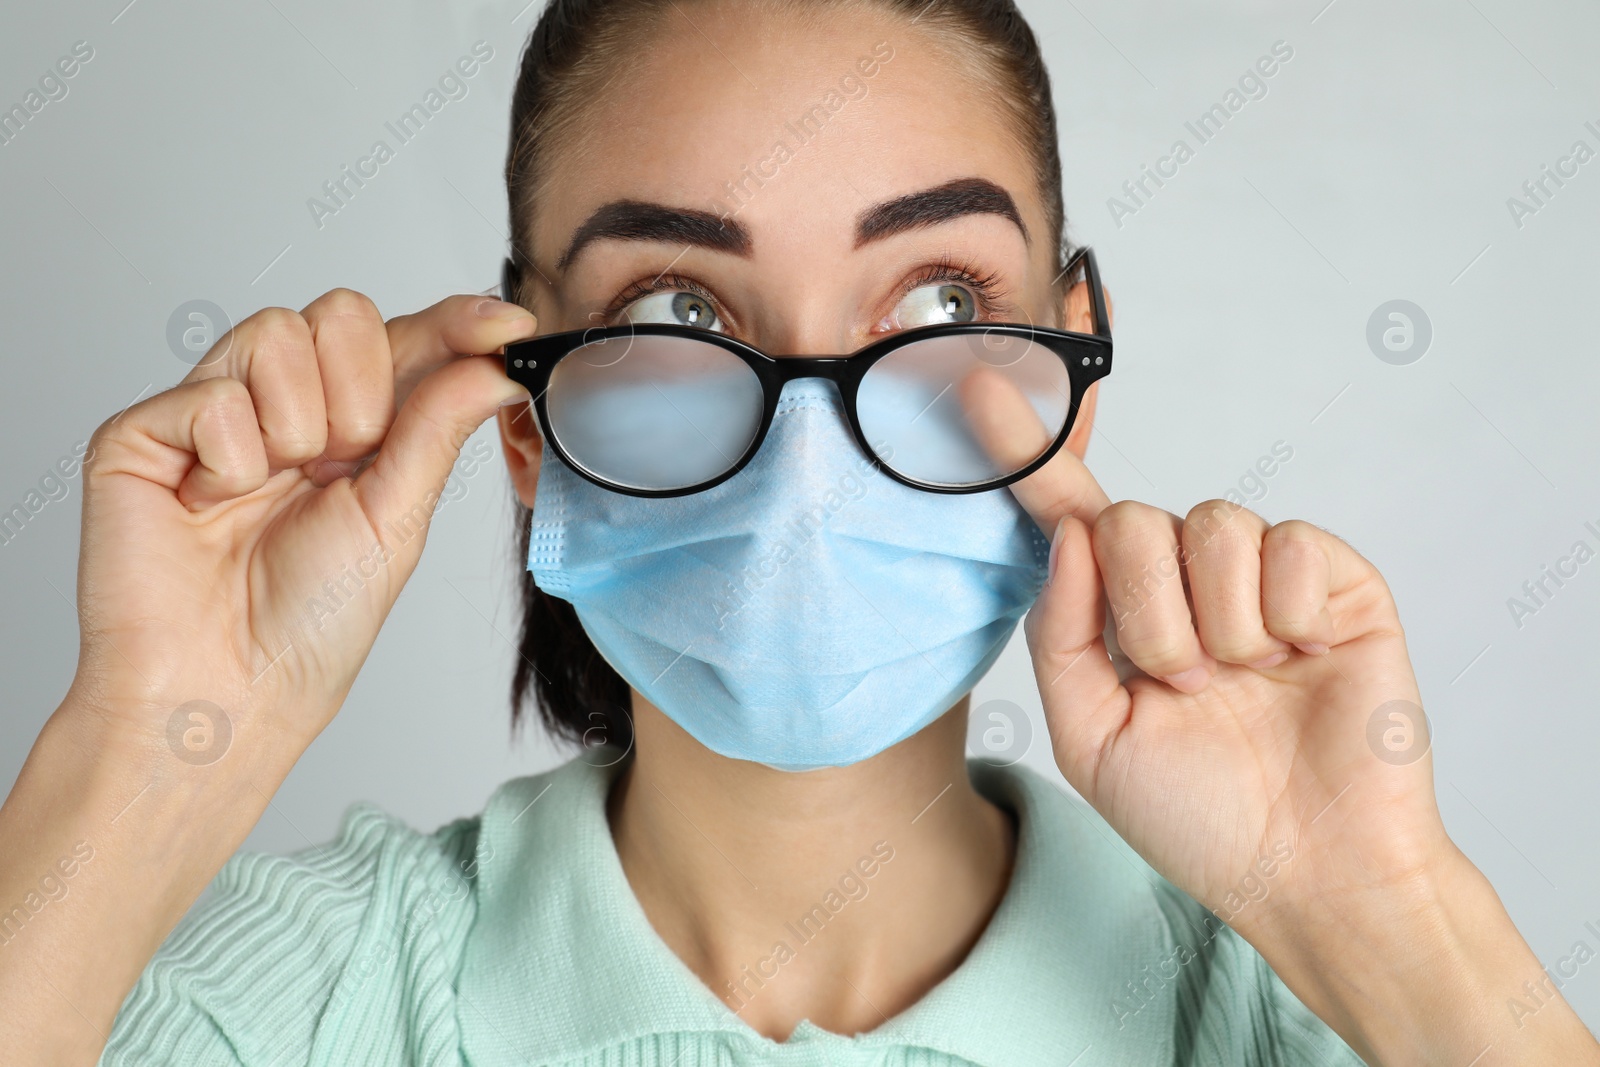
[{"left": 98, "top": 803, "right": 483, "bottom": 1067}]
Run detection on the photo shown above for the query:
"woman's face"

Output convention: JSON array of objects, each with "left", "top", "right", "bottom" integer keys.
[{"left": 501, "top": 0, "right": 1098, "bottom": 495}]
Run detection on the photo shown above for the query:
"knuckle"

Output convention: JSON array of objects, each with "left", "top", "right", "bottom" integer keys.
[
  {"left": 201, "top": 372, "right": 252, "bottom": 404},
  {"left": 88, "top": 408, "right": 122, "bottom": 449},
  {"left": 1116, "top": 629, "right": 1194, "bottom": 675},
  {"left": 1261, "top": 537, "right": 1325, "bottom": 588},
  {"left": 84, "top": 422, "right": 119, "bottom": 475},
  {"left": 240, "top": 307, "right": 315, "bottom": 361},
  {"left": 247, "top": 305, "right": 308, "bottom": 337},
  {"left": 1093, "top": 499, "right": 1158, "bottom": 547},
  {"left": 193, "top": 376, "right": 255, "bottom": 424},
  {"left": 1187, "top": 496, "right": 1247, "bottom": 524},
  {"left": 1184, "top": 498, "right": 1251, "bottom": 551},
  {"left": 1264, "top": 518, "right": 1323, "bottom": 551},
  {"left": 311, "top": 287, "right": 381, "bottom": 325},
  {"left": 1196, "top": 620, "right": 1268, "bottom": 663},
  {"left": 340, "top": 416, "right": 391, "bottom": 452},
  {"left": 1192, "top": 525, "right": 1254, "bottom": 571}
]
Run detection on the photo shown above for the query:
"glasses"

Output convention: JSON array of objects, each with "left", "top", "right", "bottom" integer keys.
[{"left": 503, "top": 246, "right": 1111, "bottom": 497}]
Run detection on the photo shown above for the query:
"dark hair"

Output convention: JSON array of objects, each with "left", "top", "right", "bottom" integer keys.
[{"left": 503, "top": 0, "right": 1070, "bottom": 748}]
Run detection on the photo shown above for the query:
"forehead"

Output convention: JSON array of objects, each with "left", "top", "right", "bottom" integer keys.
[{"left": 529, "top": 1, "right": 1045, "bottom": 263}]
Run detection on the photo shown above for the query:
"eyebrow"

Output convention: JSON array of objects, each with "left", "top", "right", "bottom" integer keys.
[
  {"left": 558, "top": 201, "right": 752, "bottom": 271},
  {"left": 855, "top": 177, "right": 1029, "bottom": 247},
  {"left": 555, "top": 176, "right": 1028, "bottom": 272}
]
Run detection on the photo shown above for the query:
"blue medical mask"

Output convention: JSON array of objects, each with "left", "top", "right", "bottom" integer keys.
[{"left": 527, "top": 378, "right": 1051, "bottom": 770}]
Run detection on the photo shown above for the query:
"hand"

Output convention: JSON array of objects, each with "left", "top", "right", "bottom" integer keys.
[
  {"left": 1014, "top": 477, "right": 1449, "bottom": 930},
  {"left": 987, "top": 292, "right": 1596, "bottom": 1062},
  {"left": 70, "top": 290, "right": 536, "bottom": 760}
]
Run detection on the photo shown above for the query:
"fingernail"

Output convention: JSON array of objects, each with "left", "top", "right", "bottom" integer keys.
[
  {"left": 1161, "top": 665, "right": 1212, "bottom": 693},
  {"left": 1046, "top": 516, "right": 1068, "bottom": 587},
  {"left": 476, "top": 298, "right": 533, "bottom": 321},
  {"left": 498, "top": 386, "right": 533, "bottom": 409},
  {"left": 1294, "top": 642, "right": 1330, "bottom": 656},
  {"left": 1247, "top": 651, "right": 1290, "bottom": 670}
]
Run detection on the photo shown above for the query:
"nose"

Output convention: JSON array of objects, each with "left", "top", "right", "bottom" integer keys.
[{"left": 743, "top": 298, "right": 871, "bottom": 362}]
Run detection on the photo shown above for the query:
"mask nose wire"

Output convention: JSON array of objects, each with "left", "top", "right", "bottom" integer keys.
[
  {"left": 774, "top": 375, "right": 845, "bottom": 407},
  {"left": 757, "top": 376, "right": 890, "bottom": 471}
]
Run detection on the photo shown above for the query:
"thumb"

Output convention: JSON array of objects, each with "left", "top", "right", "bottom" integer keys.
[
  {"left": 351, "top": 354, "right": 527, "bottom": 572},
  {"left": 1026, "top": 514, "right": 1131, "bottom": 794}
]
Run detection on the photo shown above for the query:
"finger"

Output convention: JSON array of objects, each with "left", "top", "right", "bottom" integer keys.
[
  {"left": 1001, "top": 403, "right": 1111, "bottom": 540},
  {"left": 1259, "top": 519, "right": 1397, "bottom": 653},
  {"left": 89, "top": 377, "right": 270, "bottom": 509},
  {"left": 384, "top": 295, "right": 538, "bottom": 408},
  {"left": 1182, "top": 499, "right": 1295, "bottom": 669},
  {"left": 180, "top": 307, "right": 329, "bottom": 472},
  {"left": 1006, "top": 265, "right": 1113, "bottom": 535},
  {"left": 957, "top": 364, "right": 1054, "bottom": 475},
  {"left": 350, "top": 354, "right": 529, "bottom": 574},
  {"left": 1025, "top": 515, "right": 1129, "bottom": 792},
  {"left": 1094, "top": 500, "right": 1217, "bottom": 693},
  {"left": 299, "top": 289, "right": 396, "bottom": 476}
]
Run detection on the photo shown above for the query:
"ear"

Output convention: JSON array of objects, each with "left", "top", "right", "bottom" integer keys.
[
  {"left": 1060, "top": 276, "right": 1114, "bottom": 460},
  {"left": 497, "top": 399, "right": 543, "bottom": 509}
]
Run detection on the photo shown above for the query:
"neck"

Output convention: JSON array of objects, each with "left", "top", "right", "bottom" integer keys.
[{"left": 608, "top": 695, "right": 1016, "bottom": 1040}]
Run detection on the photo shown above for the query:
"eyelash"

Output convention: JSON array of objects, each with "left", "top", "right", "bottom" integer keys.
[
  {"left": 603, "top": 272, "right": 719, "bottom": 325},
  {"left": 897, "top": 255, "right": 1007, "bottom": 320},
  {"left": 601, "top": 257, "right": 1010, "bottom": 327}
]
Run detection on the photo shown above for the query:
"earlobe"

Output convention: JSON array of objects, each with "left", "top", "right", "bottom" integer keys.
[{"left": 497, "top": 401, "right": 543, "bottom": 509}]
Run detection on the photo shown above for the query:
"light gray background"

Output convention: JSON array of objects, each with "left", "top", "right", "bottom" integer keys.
[{"left": 4, "top": 0, "right": 1598, "bottom": 1030}]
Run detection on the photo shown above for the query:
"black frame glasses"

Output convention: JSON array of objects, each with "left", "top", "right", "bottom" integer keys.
[{"left": 503, "top": 246, "right": 1112, "bottom": 497}]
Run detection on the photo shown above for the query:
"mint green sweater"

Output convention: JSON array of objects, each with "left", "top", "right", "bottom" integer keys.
[{"left": 99, "top": 757, "right": 1364, "bottom": 1066}]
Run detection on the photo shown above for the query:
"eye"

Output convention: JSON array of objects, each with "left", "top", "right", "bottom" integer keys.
[
  {"left": 883, "top": 283, "right": 980, "bottom": 330},
  {"left": 621, "top": 290, "right": 725, "bottom": 332}
]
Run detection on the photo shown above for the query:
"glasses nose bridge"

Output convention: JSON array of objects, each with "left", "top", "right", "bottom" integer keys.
[
  {"left": 769, "top": 355, "right": 854, "bottom": 386},
  {"left": 761, "top": 356, "right": 866, "bottom": 438}
]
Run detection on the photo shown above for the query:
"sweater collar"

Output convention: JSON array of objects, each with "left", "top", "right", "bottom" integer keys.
[{"left": 459, "top": 754, "right": 1170, "bottom": 1066}]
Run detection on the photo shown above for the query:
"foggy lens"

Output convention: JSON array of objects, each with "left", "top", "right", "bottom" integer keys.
[
  {"left": 856, "top": 331, "right": 1073, "bottom": 487},
  {"left": 546, "top": 334, "right": 764, "bottom": 491}
]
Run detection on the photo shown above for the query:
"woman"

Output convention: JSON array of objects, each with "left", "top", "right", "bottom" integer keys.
[{"left": 1, "top": 0, "right": 1593, "bottom": 1063}]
